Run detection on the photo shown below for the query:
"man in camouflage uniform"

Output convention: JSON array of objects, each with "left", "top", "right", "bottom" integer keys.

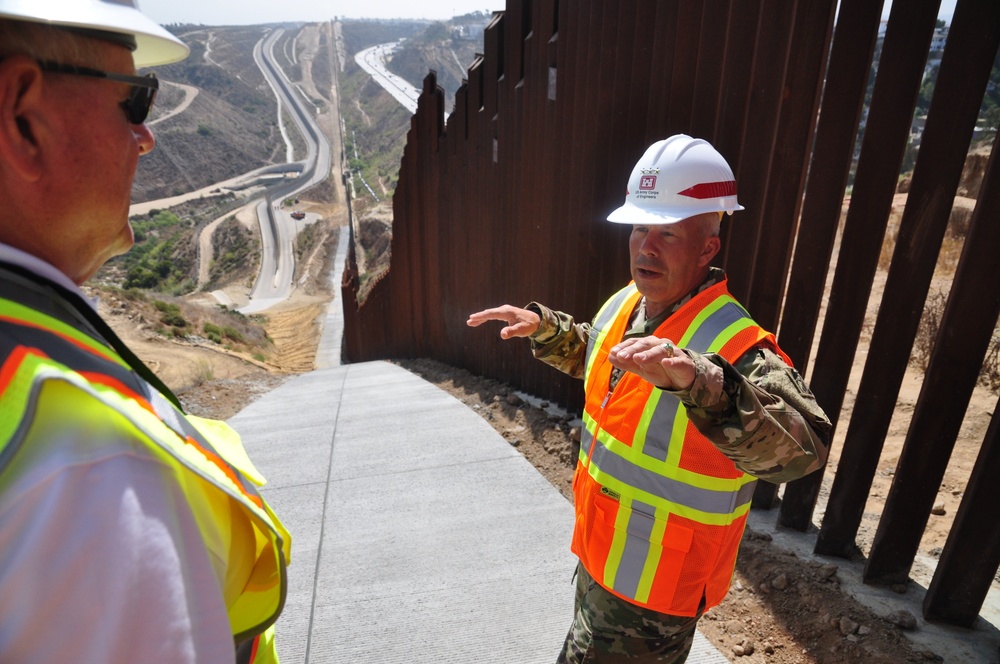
[{"left": 468, "top": 135, "right": 830, "bottom": 663}]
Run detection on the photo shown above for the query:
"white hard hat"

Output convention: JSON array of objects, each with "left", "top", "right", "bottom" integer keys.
[
  {"left": 607, "top": 134, "right": 745, "bottom": 225},
  {"left": 0, "top": 0, "right": 189, "bottom": 67}
]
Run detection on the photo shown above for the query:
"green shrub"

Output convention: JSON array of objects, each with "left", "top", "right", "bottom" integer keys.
[
  {"left": 153, "top": 300, "right": 187, "bottom": 328},
  {"left": 222, "top": 326, "right": 244, "bottom": 342}
]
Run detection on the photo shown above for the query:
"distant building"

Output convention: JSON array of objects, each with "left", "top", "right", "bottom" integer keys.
[
  {"left": 876, "top": 20, "right": 948, "bottom": 52},
  {"left": 451, "top": 20, "right": 489, "bottom": 42},
  {"left": 929, "top": 27, "right": 948, "bottom": 53}
]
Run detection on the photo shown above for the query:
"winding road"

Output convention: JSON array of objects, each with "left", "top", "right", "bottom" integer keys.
[
  {"left": 239, "top": 28, "right": 332, "bottom": 314},
  {"left": 148, "top": 81, "right": 198, "bottom": 126},
  {"left": 130, "top": 27, "right": 333, "bottom": 314}
]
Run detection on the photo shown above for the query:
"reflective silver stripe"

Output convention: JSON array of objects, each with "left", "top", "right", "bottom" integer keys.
[
  {"left": 591, "top": 443, "right": 750, "bottom": 514},
  {"left": 685, "top": 300, "right": 749, "bottom": 353},
  {"left": 614, "top": 499, "right": 656, "bottom": 598},
  {"left": 151, "top": 390, "right": 196, "bottom": 439},
  {"left": 735, "top": 479, "right": 757, "bottom": 506},
  {"left": 640, "top": 391, "right": 680, "bottom": 462},
  {"left": 581, "top": 423, "right": 594, "bottom": 453}
]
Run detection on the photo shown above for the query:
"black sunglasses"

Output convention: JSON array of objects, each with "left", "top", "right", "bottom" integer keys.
[{"left": 37, "top": 61, "right": 159, "bottom": 125}]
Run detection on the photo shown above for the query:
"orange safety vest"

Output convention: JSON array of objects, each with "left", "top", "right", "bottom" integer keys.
[
  {"left": 0, "top": 264, "right": 288, "bottom": 660},
  {"left": 572, "top": 278, "right": 787, "bottom": 616}
]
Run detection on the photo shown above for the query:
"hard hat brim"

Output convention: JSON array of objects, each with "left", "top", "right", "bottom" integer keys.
[
  {"left": 607, "top": 200, "right": 745, "bottom": 225},
  {"left": 0, "top": 1, "right": 189, "bottom": 67},
  {"left": 130, "top": 31, "right": 190, "bottom": 67}
]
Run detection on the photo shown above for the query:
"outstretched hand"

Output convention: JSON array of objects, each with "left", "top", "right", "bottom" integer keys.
[
  {"left": 467, "top": 305, "right": 541, "bottom": 339},
  {"left": 609, "top": 336, "right": 696, "bottom": 391}
]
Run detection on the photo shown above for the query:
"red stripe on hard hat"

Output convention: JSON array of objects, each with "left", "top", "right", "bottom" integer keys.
[{"left": 677, "top": 181, "right": 737, "bottom": 199}]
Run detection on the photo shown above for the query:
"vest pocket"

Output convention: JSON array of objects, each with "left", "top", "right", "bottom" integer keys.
[
  {"left": 648, "top": 519, "right": 695, "bottom": 610},
  {"left": 663, "top": 519, "right": 694, "bottom": 552}
]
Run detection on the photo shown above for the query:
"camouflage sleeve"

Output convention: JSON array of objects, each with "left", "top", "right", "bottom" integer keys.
[
  {"left": 524, "top": 302, "right": 590, "bottom": 380},
  {"left": 666, "top": 346, "right": 831, "bottom": 484}
]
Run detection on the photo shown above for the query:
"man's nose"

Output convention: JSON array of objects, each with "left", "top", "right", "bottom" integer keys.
[
  {"left": 135, "top": 123, "right": 155, "bottom": 155},
  {"left": 638, "top": 234, "right": 658, "bottom": 255}
]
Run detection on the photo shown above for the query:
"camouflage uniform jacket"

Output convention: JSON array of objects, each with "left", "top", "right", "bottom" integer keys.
[{"left": 526, "top": 268, "right": 831, "bottom": 484}]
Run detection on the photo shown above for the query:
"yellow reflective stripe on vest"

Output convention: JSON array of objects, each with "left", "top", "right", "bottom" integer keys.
[
  {"left": 677, "top": 296, "right": 752, "bottom": 349},
  {"left": 0, "top": 349, "right": 279, "bottom": 531},
  {"left": 580, "top": 285, "right": 640, "bottom": 461},
  {"left": 0, "top": 345, "right": 42, "bottom": 464},
  {"left": 0, "top": 295, "right": 275, "bottom": 520},
  {"left": 0, "top": 297, "right": 126, "bottom": 368}
]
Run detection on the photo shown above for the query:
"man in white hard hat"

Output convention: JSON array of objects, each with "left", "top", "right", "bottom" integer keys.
[
  {"left": 0, "top": 2, "right": 290, "bottom": 662},
  {"left": 468, "top": 135, "right": 830, "bottom": 663}
]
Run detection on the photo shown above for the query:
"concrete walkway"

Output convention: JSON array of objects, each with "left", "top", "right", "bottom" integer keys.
[
  {"left": 313, "top": 229, "right": 348, "bottom": 371},
  {"left": 232, "top": 361, "right": 730, "bottom": 663}
]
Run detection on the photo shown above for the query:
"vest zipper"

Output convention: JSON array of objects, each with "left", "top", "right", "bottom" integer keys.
[{"left": 588, "top": 388, "right": 615, "bottom": 463}]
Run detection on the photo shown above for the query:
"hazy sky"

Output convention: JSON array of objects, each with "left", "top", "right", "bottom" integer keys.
[
  {"left": 138, "top": 0, "right": 960, "bottom": 30},
  {"left": 139, "top": 0, "right": 505, "bottom": 26}
]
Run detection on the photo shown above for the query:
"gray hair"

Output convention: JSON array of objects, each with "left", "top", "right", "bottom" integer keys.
[{"left": 693, "top": 211, "right": 721, "bottom": 238}]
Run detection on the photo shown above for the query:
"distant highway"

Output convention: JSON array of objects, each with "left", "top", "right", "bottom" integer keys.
[
  {"left": 351, "top": 42, "right": 446, "bottom": 203},
  {"left": 355, "top": 42, "right": 420, "bottom": 114}
]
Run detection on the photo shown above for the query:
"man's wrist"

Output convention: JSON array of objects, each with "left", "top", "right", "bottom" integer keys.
[
  {"left": 661, "top": 350, "right": 727, "bottom": 409},
  {"left": 525, "top": 302, "right": 559, "bottom": 342}
]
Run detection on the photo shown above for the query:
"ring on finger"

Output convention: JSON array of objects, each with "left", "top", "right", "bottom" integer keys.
[{"left": 660, "top": 341, "right": 674, "bottom": 356}]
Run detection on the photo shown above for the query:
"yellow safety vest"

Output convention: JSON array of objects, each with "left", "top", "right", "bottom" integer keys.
[
  {"left": 0, "top": 269, "right": 289, "bottom": 661},
  {"left": 572, "top": 279, "right": 785, "bottom": 616}
]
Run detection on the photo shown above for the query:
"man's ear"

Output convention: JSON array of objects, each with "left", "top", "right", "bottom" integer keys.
[
  {"left": 0, "top": 56, "right": 46, "bottom": 182},
  {"left": 699, "top": 234, "right": 722, "bottom": 267}
]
